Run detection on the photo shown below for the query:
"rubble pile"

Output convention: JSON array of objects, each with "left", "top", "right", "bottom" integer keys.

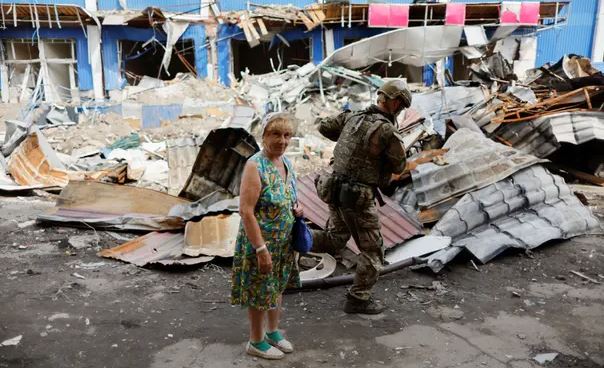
[{"left": 1, "top": 47, "right": 603, "bottom": 281}]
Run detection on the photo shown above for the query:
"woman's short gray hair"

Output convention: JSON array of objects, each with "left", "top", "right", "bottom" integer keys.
[{"left": 261, "top": 112, "right": 294, "bottom": 137}]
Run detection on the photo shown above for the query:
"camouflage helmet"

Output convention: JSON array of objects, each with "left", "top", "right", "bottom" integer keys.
[{"left": 378, "top": 80, "right": 412, "bottom": 108}]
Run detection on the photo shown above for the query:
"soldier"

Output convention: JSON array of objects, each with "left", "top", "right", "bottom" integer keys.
[{"left": 312, "top": 80, "right": 411, "bottom": 314}]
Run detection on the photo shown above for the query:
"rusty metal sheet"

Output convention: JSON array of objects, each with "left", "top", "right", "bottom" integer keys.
[
  {"left": 180, "top": 128, "right": 259, "bottom": 201},
  {"left": 8, "top": 133, "right": 70, "bottom": 188},
  {"left": 297, "top": 172, "right": 423, "bottom": 254},
  {"left": 183, "top": 214, "right": 241, "bottom": 257},
  {"left": 0, "top": 170, "right": 49, "bottom": 192},
  {"left": 99, "top": 232, "right": 214, "bottom": 267},
  {"left": 37, "top": 181, "right": 189, "bottom": 231}
]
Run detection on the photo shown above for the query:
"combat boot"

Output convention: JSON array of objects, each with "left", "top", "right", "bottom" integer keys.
[{"left": 343, "top": 295, "right": 385, "bottom": 314}]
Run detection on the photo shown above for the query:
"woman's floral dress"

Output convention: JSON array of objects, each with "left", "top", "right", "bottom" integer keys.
[{"left": 231, "top": 151, "right": 300, "bottom": 310}]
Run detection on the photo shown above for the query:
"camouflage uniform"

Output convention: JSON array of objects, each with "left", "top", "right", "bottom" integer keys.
[{"left": 313, "top": 105, "right": 406, "bottom": 301}]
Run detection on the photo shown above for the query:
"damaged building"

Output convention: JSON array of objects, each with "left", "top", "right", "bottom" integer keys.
[{"left": 0, "top": 0, "right": 602, "bottom": 102}]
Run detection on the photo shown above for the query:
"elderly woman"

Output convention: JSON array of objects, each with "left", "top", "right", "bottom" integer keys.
[{"left": 231, "top": 113, "right": 303, "bottom": 360}]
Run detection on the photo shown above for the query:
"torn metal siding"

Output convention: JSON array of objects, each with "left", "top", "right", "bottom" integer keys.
[
  {"left": 426, "top": 165, "right": 603, "bottom": 272},
  {"left": 179, "top": 128, "right": 260, "bottom": 201},
  {"left": 8, "top": 133, "right": 70, "bottom": 188},
  {"left": 494, "top": 111, "right": 604, "bottom": 158},
  {"left": 323, "top": 25, "right": 465, "bottom": 69},
  {"left": 99, "top": 232, "right": 214, "bottom": 266},
  {"left": 296, "top": 173, "right": 423, "bottom": 253},
  {"left": 412, "top": 128, "right": 546, "bottom": 209},
  {"left": 183, "top": 214, "right": 240, "bottom": 257},
  {"left": 37, "top": 181, "right": 189, "bottom": 231},
  {"left": 166, "top": 137, "right": 202, "bottom": 196}
]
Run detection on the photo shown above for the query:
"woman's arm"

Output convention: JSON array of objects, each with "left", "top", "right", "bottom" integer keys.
[{"left": 239, "top": 161, "right": 272, "bottom": 273}]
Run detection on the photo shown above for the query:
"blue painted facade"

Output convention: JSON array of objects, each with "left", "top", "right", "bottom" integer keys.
[
  {"left": 0, "top": 27, "right": 94, "bottom": 91},
  {"left": 101, "top": 24, "right": 207, "bottom": 91},
  {"left": 1, "top": 0, "right": 600, "bottom": 94},
  {"left": 536, "top": 0, "right": 599, "bottom": 66}
]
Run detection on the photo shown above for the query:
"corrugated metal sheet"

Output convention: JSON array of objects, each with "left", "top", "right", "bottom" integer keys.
[
  {"left": 412, "top": 128, "right": 546, "bottom": 208},
  {"left": 8, "top": 133, "right": 70, "bottom": 188},
  {"left": 180, "top": 128, "right": 260, "bottom": 201},
  {"left": 37, "top": 181, "right": 188, "bottom": 231},
  {"left": 166, "top": 137, "right": 202, "bottom": 196},
  {"left": 495, "top": 111, "right": 604, "bottom": 158},
  {"left": 536, "top": 0, "right": 599, "bottom": 66},
  {"left": 99, "top": 231, "right": 215, "bottom": 266},
  {"left": 426, "top": 165, "right": 603, "bottom": 272},
  {"left": 297, "top": 173, "right": 423, "bottom": 254},
  {"left": 183, "top": 213, "right": 240, "bottom": 257}
]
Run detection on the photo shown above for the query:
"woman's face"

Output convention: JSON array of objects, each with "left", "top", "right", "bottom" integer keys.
[{"left": 263, "top": 123, "right": 292, "bottom": 157}]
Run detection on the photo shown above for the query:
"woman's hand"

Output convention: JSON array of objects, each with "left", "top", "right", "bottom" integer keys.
[
  {"left": 256, "top": 251, "right": 272, "bottom": 274},
  {"left": 293, "top": 203, "right": 304, "bottom": 218}
]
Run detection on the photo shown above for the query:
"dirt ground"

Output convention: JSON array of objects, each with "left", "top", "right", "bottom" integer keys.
[{"left": 0, "top": 193, "right": 603, "bottom": 368}]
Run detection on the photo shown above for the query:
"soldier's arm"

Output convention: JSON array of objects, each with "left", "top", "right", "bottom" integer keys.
[
  {"left": 380, "top": 125, "right": 407, "bottom": 175},
  {"left": 316, "top": 112, "right": 348, "bottom": 141}
]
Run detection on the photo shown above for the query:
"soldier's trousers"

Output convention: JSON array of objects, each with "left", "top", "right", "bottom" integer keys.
[{"left": 312, "top": 201, "right": 384, "bottom": 301}]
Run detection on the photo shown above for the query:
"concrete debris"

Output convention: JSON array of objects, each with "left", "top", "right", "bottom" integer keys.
[
  {"left": 533, "top": 353, "right": 559, "bottom": 365},
  {"left": 0, "top": 335, "right": 23, "bottom": 347}
]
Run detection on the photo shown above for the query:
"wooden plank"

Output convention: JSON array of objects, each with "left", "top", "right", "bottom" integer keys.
[{"left": 256, "top": 18, "right": 268, "bottom": 35}]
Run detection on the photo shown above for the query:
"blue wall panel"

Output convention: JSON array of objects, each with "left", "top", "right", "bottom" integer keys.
[
  {"left": 101, "top": 24, "right": 207, "bottom": 91},
  {"left": 536, "top": 0, "right": 598, "bottom": 66},
  {"left": 0, "top": 27, "right": 93, "bottom": 91},
  {"left": 141, "top": 104, "right": 182, "bottom": 128}
]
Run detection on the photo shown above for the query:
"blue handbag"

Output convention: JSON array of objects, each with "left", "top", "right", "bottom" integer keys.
[
  {"left": 292, "top": 216, "right": 313, "bottom": 254},
  {"left": 291, "top": 177, "right": 313, "bottom": 254}
]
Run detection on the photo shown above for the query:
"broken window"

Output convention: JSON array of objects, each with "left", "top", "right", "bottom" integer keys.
[
  {"left": 120, "top": 39, "right": 196, "bottom": 85},
  {"left": 231, "top": 38, "right": 310, "bottom": 79},
  {"left": 0, "top": 39, "right": 78, "bottom": 103}
]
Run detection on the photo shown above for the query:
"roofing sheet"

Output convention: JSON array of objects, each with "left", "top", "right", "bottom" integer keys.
[
  {"left": 494, "top": 111, "right": 604, "bottom": 158},
  {"left": 183, "top": 214, "right": 241, "bottom": 257},
  {"left": 323, "top": 25, "right": 464, "bottom": 68},
  {"left": 8, "top": 133, "right": 70, "bottom": 188},
  {"left": 37, "top": 181, "right": 188, "bottom": 231},
  {"left": 99, "top": 232, "right": 214, "bottom": 267},
  {"left": 0, "top": 3, "right": 97, "bottom": 26},
  {"left": 425, "top": 165, "right": 603, "bottom": 272},
  {"left": 297, "top": 173, "right": 423, "bottom": 254},
  {"left": 411, "top": 128, "right": 546, "bottom": 209}
]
